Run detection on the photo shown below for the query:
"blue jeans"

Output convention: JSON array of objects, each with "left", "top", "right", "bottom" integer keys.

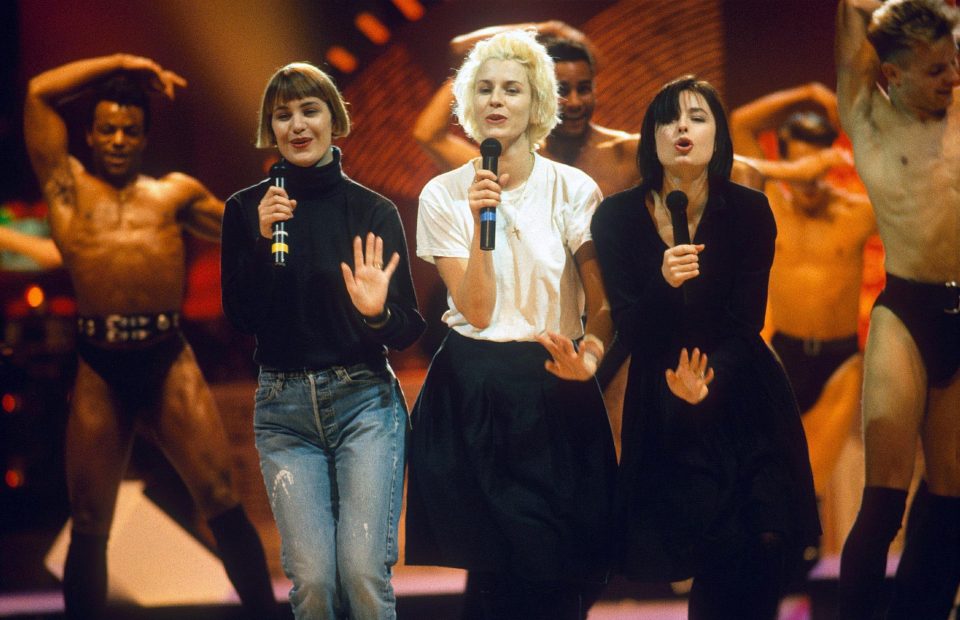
[{"left": 254, "top": 363, "right": 407, "bottom": 620}]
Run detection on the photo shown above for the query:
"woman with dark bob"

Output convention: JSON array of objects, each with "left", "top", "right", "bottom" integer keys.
[
  {"left": 591, "top": 75, "right": 820, "bottom": 618},
  {"left": 220, "top": 62, "right": 425, "bottom": 619}
]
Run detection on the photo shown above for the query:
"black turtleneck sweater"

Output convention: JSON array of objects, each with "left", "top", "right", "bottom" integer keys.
[{"left": 221, "top": 148, "right": 425, "bottom": 369}]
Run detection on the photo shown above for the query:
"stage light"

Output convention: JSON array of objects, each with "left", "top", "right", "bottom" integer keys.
[
  {"left": 1, "top": 393, "right": 16, "bottom": 414},
  {"left": 49, "top": 295, "right": 76, "bottom": 316},
  {"left": 356, "top": 12, "right": 390, "bottom": 45},
  {"left": 390, "top": 0, "right": 424, "bottom": 21},
  {"left": 5, "top": 468, "right": 24, "bottom": 489},
  {"left": 25, "top": 284, "right": 44, "bottom": 309},
  {"left": 326, "top": 46, "right": 358, "bottom": 74}
]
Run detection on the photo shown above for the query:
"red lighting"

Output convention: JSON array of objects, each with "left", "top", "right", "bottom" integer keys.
[
  {"left": 5, "top": 469, "right": 24, "bottom": 489},
  {"left": 1, "top": 394, "right": 16, "bottom": 413},
  {"left": 390, "top": 0, "right": 424, "bottom": 21},
  {"left": 49, "top": 295, "right": 77, "bottom": 316},
  {"left": 355, "top": 12, "right": 390, "bottom": 45},
  {"left": 5, "top": 299, "right": 29, "bottom": 319},
  {"left": 326, "top": 46, "right": 358, "bottom": 74}
]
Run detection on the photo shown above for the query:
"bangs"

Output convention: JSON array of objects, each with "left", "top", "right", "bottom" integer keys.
[
  {"left": 649, "top": 81, "right": 686, "bottom": 127},
  {"left": 266, "top": 72, "right": 323, "bottom": 112},
  {"left": 255, "top": 62, "right": 350, "bottom": 148}
]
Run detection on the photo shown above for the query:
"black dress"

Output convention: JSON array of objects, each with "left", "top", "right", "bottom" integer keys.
[{"left": 591, "top": 180, "right": 820, "bottom": 581}]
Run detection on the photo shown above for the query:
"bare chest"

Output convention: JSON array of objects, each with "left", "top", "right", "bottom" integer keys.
[
  {"left": 574, "top": 149, "right": 638, "bottom": 196},
  {"left": 775, "top": 210, "right": 865, "bottom": 266},
  {"left": 58, "top": 181, "right": 182, "bottom": 252},
  {"left": 856, "top": 111, "right": 960, "bottom": 221}
]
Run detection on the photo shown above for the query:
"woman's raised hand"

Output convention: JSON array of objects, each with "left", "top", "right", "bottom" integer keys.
[
  {"left": 665, "top": 347, "right": 714, "bottom": 404},
  {"left": 537, "top": 332, "right": 598, "bottom": 381},
  {"left": 341, "top": 232, "right": 400, "bottom": 318}
]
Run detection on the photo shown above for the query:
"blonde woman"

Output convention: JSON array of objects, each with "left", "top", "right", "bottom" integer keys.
[{"left": 405, "top": 31, "right": 617, "bottom": 620}]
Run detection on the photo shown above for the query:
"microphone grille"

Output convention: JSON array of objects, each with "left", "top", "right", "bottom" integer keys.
[
  {"left": 665, "top": 190, "right": 688, "bottom": 212},
  {"left": 479, "top": 138, "right": 502, "bottom": 157},
  {"left": 270, "top": 158, "right": 288, "bottom": 177}
]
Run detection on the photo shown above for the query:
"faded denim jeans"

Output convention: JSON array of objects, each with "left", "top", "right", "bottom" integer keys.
[{"left": 254, "top": 363, "right": 407, "bottom": 620}]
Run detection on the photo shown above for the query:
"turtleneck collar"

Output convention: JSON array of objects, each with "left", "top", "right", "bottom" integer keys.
[{"left": 282, "top": 146, "right": 345, "bottom": 197}]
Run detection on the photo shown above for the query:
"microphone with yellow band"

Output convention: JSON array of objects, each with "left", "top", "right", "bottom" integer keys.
[{"left": 270, "top": 159, "right": 289, "bottom": 267}]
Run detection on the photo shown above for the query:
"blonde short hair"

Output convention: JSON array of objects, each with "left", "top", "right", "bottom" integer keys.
[
  {"left": 452, "top": 30, "right": 559, "bottom": 148},
  {"left": 255, "top": 62, "right": 350, "bottom": 148},
  {"left": 868, "top": 0, "right": 959, "bottom": 63}
]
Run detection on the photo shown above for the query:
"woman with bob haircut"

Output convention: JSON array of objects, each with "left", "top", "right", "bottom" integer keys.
[
  {"left": 591, "top": 75, "right": 820, "bottom": 618},
  {"left": 404, "top": 30, "right": 617, "bottom": 619},
  {"left": 220, "top": 61, "right": 425, "bottom": 619}
]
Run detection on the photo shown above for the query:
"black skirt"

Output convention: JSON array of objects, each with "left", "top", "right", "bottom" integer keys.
[
  {"left": 405, "top": 330, "right": 617, "bottom": 582},
  {"left": 617, "top": 337, "right": 821, "bottom": 581}
]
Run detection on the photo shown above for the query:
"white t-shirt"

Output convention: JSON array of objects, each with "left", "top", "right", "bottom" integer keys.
[{"left": 417, "top": 153, "right": 602, "bottom": 342}]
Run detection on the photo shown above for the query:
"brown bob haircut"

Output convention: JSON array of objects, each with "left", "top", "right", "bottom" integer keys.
[{"left": 255, "top": 62, "right": 350, "bottom": 148}]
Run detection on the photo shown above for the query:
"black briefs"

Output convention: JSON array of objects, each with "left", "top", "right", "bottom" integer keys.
[
  {"left": 873, "top": 273, "right": 960, "bottom": 387},
  {"left": 771, "top": 332, "right": 860, "bottom": 413},
  {"left": 76, "top": 312, "right": 186, "bottom": 403}
]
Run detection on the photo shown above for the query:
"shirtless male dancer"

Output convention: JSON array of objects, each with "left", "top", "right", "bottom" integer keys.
[
  {"left": 835, "top": 1, "right": 960, "bottom": 617},
  {"left": 731, "top": 83, "right": 875, "bottom": 497},
  {"left": 24, "top": 54, "right": 277, "bottom": 619}
]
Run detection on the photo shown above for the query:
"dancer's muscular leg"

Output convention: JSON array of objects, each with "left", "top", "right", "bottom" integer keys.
[
  {"left": 63, "top": 361, "right": 136, "bottom": 619},
  {"left": 151, "top": 343, "right": 278, "bottom": 619}
]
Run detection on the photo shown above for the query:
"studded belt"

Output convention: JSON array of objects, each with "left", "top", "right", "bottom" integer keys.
[
  {"left": 77, "top": 311, "right": 180, "bottom": 344},
  {"left": 884, "top": 273, "right": 960, "bottom": 315}
]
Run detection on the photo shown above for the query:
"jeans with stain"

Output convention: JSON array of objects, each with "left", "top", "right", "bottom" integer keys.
[{"left": 254, "top": 363, "right": 407, "bottom": 620}]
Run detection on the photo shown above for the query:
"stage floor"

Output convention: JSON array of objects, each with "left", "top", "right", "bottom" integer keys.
[
  {"left": 0, "top": 573, "right": 816, "bottom": 620},
  {"left": 0, "top": 376, "right": 891, "bottom": 619}
]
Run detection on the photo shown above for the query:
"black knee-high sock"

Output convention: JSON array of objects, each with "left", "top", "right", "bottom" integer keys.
[
  {"left": 887, "top": 485, "right": 960, "bottom": 620},
  {"left": 63, "top": 529, "right": 108, "bottom": 620},
  {"left": 207, "top": 505, "right": 279, "bottom": 620},
  {"left": 838, "top": 486, "right": 907, "bottom": 620},
  {"left": 903, "top": 479, "right": 930, "bottom": 543}
]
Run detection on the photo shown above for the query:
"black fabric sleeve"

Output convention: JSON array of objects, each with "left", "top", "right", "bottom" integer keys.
[
  {"left": 591, "top": 194, "right": 683, "bottom": 356},
  {"left": 357, "top": 201, "right": 426, "bottom": 351},
  {"left": 701, "top": 190, "right": 777, "bottom": 397}
]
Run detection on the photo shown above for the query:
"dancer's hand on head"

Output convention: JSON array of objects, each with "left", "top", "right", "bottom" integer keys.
[{"left": 121, "top": 55, "right": 187, "bottom": 99}]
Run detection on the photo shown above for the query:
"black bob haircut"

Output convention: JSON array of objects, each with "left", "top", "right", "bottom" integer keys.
[{"left": 637, "top": 75, "right": 733, "bottom": 197}]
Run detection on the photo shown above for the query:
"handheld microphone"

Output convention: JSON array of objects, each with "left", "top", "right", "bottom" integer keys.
[
  {"left": 478, "top": 138, "right": 502, "bottom": 251},
  {"left": 270, "top": 159, "right": 289, "bottom": 267},
  {"left": 665, "top": 190, "right": 690, "bottom": 245},
  {"left": 666, "top": 190, "right": 691, "bottom": 302}
]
